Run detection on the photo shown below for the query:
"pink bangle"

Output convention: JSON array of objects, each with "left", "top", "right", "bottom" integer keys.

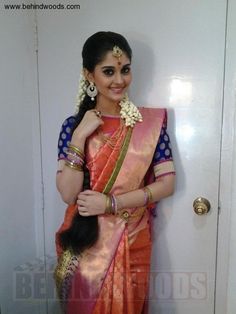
[
  {"left": 66, "top": 153, "right": 84, "bottom": 166},
  {"left": 111, "top": 195, "right": 118, "bottom": 214}
]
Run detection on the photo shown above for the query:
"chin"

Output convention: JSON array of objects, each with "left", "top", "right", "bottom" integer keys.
[{"left": 110, "top": 93, "right": 126, "bottom": 102}]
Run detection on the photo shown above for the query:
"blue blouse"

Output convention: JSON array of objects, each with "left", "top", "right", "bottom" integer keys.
[{"left": 57, "top": 116, "right": 174, "bottom": 170}]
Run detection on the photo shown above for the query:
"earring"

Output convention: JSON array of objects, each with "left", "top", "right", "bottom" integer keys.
[{"left": 86, "top": 82, "right": 97, "bottom": 101}]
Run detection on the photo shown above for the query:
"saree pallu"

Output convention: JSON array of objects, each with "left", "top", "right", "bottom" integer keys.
[{"left": 55, "top": 108, "right": 166, "bottom": 314}]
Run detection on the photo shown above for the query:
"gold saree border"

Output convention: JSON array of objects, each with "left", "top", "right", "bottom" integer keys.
[
  {"left": 54, "top": 250, "right": 80, "bottom": 312},
  {"left": 103, "top": 127, "right": 133, "bottom": 194}
]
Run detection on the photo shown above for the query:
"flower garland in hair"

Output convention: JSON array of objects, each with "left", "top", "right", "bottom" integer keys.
[
  {"left": 75, "top": 71, "right": 142, "bottom": 127},
  {"left": 119, "top": 93, "right": 142, "bottom": 127},
  {"left": 75, "top": 71, "right": 88, "bottom": 114}
]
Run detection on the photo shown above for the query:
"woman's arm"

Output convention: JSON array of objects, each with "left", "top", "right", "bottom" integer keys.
[
  {"left": 56, "top": 110, "right": 104, "bottom": 205},
  {"left": 56, "top": 133, "right": 86, "bottom": 205},
  {"left": 77, "top": 174, "right": 175, "bottom": 216},
  {"left": 116, "top": 174, "right": 175, "bottom": 210}
]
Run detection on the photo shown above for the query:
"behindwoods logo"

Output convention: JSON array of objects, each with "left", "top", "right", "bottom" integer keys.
[
  {"left": 4, "top": 3, "right": 81, "bottom": 10},
  {"left": 12, "top": 254, "right": 208, "bottom": 301}
]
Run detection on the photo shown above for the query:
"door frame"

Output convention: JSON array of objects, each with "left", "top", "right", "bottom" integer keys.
[
  {"left": 215, "top": 94, "right": 234, "bottom": 314},
  {"left": 215, "top": 0, "right": 234, "bottom": 308}
]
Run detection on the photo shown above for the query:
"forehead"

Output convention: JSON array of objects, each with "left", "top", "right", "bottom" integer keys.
[{"left": 97, "top": 51, "right": 131, "bottom": 66}]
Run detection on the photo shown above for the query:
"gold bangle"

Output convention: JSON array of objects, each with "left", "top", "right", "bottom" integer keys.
[
  {"left": 143, "top": 186, "right": 153, "bottom": 204},
  {"left": 68, "top": 143, "right": 85, "bottom": 159},
  {"left": 105, "top": 195, "right": 112, "bottom": 214},
  {"left": 65, "top": 160, "right": 83, "bottom": 172}
]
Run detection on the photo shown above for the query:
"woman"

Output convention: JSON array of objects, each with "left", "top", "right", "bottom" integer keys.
[{"left": 54, "top": 31, "right": 175, "bottom": 314}]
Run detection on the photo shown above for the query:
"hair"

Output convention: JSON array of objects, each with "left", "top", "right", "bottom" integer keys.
[{"left": 59, "top": 31, "right": 132, "bottom": 254}]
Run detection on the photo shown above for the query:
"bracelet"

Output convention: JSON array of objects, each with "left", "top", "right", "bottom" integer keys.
[
  {"left": 111, "top": 195, "right": 118, "bottom": 214},
  {"left": 143, "top": 186, "right": 153, "bottom": 205},
  {"left": 105, "top": 194, "right": 118, "bottom": 215},
  {"left": 65, "top": 160, "right": 83, "bottom": 172},
  {"left": 68, "top": 143, "right": 85, "bottom": 159},
  {"left": 105, "top": 195, "right": 112, "bottom": 214},
  {"left": 66, "top": 152, "right": 84, "bottom": 166}
]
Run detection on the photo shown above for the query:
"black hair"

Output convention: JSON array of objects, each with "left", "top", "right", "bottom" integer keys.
[{"left": 59, "top": 31, "right": 132, "bottom": 254}]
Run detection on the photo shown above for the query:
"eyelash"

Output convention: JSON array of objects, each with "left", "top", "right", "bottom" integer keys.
[{"left": 103, "top": 67, "right": 130, "bottom": 76}]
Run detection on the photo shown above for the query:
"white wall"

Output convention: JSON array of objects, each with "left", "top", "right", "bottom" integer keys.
[{"left": 0, "top": 4, "right": 46, "bottom": 314}]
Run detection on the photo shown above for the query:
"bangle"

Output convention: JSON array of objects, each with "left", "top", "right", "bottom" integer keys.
[
  {"left": 143, "top": 186, "right": 153, "bottom": 205},
  {"left": 111, "top": 195, "right": 118, "bottom": 214},
  {"left": 105, "top": 195, "right": 112, "bottom": 214},
  {"left": 65, "top": 160, "right": 83, "bottom": 172},
  {"left": 105, "top": 194, "right": 119, "bottom": 215},
  {"left": 66, "top": 152, "right": 84, "bottom": 166},
  {"left": 68, "top": 143, "right": 85, "bottom": 159}
]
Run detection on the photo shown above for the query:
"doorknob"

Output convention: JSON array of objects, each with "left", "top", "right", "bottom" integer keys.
[{"left": 193, "top": 197, "right": 211, "bottom": 215}]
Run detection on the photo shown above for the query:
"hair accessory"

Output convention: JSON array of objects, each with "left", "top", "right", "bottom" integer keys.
[
  {"left": 112, "top": 45, "right": 123, "bottom": 60},
  {"left": 86, "top": 82, "right": 97, "bottom": 101},
  {"left": 75, "top": 71, "right": 88, "bottom": 114},
  {"left": 119, "top": 94, "right": 143, "bottom": 127}
]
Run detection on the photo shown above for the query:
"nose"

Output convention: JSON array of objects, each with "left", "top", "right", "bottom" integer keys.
[{"left": 113, "top": 72, "right": 124, "bottom": 84}]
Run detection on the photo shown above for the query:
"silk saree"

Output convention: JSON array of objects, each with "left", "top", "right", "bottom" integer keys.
[{"left": 54, "top": 108, "right": 175, "bottom": 314}]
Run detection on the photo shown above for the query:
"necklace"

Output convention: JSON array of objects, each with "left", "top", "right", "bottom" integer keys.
[{"left": 96, "top": 118, "right": 125, "bottom": 149}]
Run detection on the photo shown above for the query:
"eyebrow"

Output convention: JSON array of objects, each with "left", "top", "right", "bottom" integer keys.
[{"left": 101, "top": 63, "right": 131, "bottom": 69}]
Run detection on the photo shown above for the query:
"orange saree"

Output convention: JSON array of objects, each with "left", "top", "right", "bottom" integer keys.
[{"left": 54, "top": 108, "right": 171, "bottom": 314}]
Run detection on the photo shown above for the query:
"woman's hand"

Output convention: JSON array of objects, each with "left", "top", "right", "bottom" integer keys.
[
  {"left": 77, "top": 190, "right": 107, "bottom": 216},
  {"left": 72, "top": 109, "right": 104, "bottom": 141}
]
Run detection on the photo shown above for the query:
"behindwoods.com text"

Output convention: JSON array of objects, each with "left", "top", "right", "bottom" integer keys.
[{"left": 4, "top": 3, "right": 81, "bottom": 10}]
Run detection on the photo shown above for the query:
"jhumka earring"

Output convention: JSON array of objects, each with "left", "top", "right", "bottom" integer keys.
[
  {"left": 112, "top": 45, "right": 123, "bottom": 65},
  {"left": 86, "top": 82, "right": 97, "bottom": 101}
]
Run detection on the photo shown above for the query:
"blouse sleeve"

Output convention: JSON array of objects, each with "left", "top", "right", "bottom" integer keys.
[
  {"left": 57, "top": 116, "right": 76, "bottom": 170},
  {"left": 152, "top": 122, "right": 175, "bottom": 179}
]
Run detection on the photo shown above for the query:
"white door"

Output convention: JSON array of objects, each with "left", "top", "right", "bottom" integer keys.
[
  {"left": 147, "top": 1, "right": 227, "bottom": 313},
  {"left": 37, "top": 1, "right": 228, "bottom": 313}
]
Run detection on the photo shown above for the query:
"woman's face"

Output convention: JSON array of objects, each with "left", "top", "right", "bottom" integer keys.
[{"left": 87, "top": 50, "right": 132, "bottom": 104}]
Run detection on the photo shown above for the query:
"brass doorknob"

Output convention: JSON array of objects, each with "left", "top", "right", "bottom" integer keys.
[{"left": 193, "top": 197, "right": 211, "bottom": 215}]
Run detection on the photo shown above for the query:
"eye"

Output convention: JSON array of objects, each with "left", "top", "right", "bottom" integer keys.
[
  {"left": 103, "top": 68, "right": 114, "bottom": 76},
  {"left": 121, "top": 66, "right": 131, "bottom": 74}
]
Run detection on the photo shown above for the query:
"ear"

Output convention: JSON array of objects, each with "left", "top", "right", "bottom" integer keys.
[{"left": 83, "top": 68, "right": 94, "bottom": 83}]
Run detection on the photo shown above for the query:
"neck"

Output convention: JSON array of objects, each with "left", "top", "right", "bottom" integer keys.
[{"left": 96, "top": 96, "right": 120, "bottom": 116}]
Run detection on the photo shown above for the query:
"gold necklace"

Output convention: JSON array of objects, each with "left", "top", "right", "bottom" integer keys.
[{"left": 97, "top": 119, "right": 125, "bottom": 149}]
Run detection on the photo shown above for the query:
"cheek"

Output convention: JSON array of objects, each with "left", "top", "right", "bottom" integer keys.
[
  {"left": 125, "top": 74, "right": 132, "bottom": 86},
  {"left": 95, "top": 78, "right": 109, "bottom": 89}
]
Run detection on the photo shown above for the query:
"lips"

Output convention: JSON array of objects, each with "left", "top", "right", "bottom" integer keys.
[{"left": 110, "top": 87, "right": 125, "bottom": 94}]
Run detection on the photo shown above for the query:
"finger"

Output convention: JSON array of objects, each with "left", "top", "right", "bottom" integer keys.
[
  {"left": 80, "top": 190, "right": 96, "bottom": 196},
  {"left": 91, "top": 109, "right": 102, "bottom": 118},
  {"left": 79, "top": 211, "right": 89, "bottom": 216},
  {"left": 77, "top": 194, "right": 87, "bottom": 201},
  {"left": 77, "top": 199, "right": 86, "bottom": 206},
  {"left": 78, "top": 205, "right": 87, "bottom": 213}
]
